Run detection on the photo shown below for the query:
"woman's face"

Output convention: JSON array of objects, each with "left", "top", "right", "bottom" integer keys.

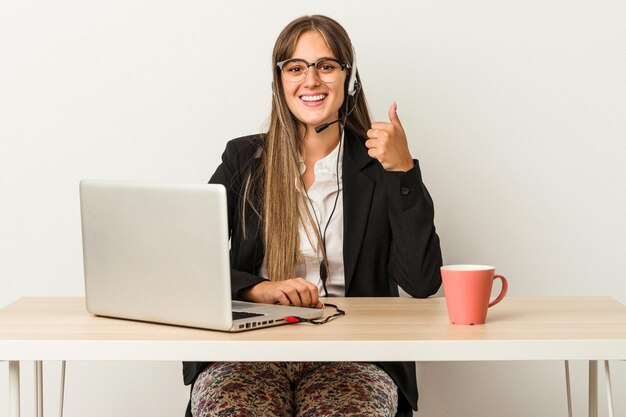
[{"left": 281, "top": 31, "right": 346, "bottom": 132}]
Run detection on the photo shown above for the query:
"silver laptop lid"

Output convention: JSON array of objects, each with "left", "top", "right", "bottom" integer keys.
[{"left": 80, "top": 180, "right": 233, "bottom": 330}]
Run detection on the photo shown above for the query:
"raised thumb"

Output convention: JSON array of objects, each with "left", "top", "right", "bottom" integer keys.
[{"left": 388, "top": 101, "right": 402, "bottom": 127}]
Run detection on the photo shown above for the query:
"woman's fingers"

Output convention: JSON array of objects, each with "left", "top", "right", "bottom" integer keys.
[{"left": 286, "top": 278, "right": 319, "bottom": 307}]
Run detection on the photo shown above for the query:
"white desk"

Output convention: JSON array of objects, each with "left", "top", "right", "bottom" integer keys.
[{"left": 2, "top": 296, "right": 626, "bottom": 416}]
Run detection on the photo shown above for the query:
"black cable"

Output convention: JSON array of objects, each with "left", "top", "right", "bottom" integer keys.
[{"left": 283, "top": 303, "right": 345, "bottom": 325}]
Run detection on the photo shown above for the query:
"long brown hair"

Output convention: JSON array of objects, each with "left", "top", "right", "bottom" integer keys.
[{"left": 246, "top": 15, "right": 372, "bottom": 281}]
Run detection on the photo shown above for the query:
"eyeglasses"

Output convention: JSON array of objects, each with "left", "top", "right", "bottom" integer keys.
[{"left": 277, "top": 57, "right": 349, "bottom": 84}]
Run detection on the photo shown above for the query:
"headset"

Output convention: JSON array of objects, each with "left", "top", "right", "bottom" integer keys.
[{"left": 315, "top": 45, "right": 360, "bottom": 133}]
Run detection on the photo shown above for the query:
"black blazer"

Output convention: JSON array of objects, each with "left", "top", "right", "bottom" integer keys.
[{"left": 183, "top": 131, "right": 442, "bottom": 417}]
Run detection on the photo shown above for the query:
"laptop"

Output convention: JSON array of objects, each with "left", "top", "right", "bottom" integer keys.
[{"left": 79, "top": 180, "right": 323, "bottom": 332}]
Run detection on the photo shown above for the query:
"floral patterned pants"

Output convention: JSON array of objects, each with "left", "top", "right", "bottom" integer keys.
[{"left": 191, "top": 362, "right": 398, "bottom": 417}]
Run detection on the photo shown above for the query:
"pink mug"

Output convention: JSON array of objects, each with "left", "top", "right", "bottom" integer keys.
[{"left": 441, "top": 265, "right": 508, "bottom": 325}]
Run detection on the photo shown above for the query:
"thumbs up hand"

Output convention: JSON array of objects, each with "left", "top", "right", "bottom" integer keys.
[{"left": 366, "top": 102, "right": 414, "bottom": 172}]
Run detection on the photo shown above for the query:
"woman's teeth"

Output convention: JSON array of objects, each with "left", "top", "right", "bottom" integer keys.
[{"left": 301, "top": 94, "right": 326, "bottom": 102}]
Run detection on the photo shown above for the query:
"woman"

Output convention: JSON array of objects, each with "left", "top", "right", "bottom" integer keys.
[{"left": 184, "top": 15, "right": 442, "bottom": 417}]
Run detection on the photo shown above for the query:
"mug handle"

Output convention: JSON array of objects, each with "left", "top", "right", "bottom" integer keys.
[{"left": 488, "top": 275, "right": 508, "bottom": 308}]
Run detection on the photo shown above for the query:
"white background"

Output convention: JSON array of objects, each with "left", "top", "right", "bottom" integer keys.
[{"left": 1, "top": 0, "right": 625, "bottom": 416}]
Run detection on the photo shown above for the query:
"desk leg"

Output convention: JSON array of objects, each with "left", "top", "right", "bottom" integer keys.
[
  {"left": 59, "top": 361, "right": 66, "bottom": 417},
  {"left": 604, "top": 361, "right": 614, "bottom": 417},
  {"left": 589, "top": 360, "right": 598, "bottom": 417},
  {"left": 565, "top": 361, "right": 572, "bottom": 417},
  {"left": 35, "top": 361, "right": 43, "bottom": 417},
  {"left": 9, "top": 361, "right": 20, "bottom": 417}
]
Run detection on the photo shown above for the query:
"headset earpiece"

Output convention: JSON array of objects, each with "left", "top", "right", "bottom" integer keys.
[{"left": 347, "top": 45, "right": 358, "bottom": 97}]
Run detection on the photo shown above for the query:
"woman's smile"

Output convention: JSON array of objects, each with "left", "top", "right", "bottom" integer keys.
[{"left": 300, "top": 93, "right": 328, "bottom": 106}]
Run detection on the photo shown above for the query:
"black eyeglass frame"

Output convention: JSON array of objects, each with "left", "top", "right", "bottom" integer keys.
[{"left": 276, "top": 57, "right": 351, "bottom": 83}]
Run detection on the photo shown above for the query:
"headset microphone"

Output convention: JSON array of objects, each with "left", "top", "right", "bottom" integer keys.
[
  {"left": 314, "top": 119, "right": 340, "bottom": 134},
  {"left": 315, "top": 45, "right": 359, "bottom": 134}
]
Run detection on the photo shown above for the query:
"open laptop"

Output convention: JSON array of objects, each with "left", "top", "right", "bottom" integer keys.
[{"left": 79, "top": 180, "right": 323, "bottom": 332}]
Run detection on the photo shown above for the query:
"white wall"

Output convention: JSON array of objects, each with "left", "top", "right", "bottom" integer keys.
[{"left": 1, "top": 0, "right": 625, "bottom": 416}]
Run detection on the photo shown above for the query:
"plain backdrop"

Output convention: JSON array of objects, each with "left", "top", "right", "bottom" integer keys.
[{"left": 1, "top": 0, "right": 625, "bottom": 416}]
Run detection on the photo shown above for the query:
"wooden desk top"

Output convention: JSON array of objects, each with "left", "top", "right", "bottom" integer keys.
[{"left": 1, "top": 296, "right": 626, "bottom": 361}]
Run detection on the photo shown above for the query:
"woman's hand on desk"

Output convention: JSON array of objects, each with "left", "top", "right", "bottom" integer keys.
[{"left": 241, "top": 278, "right": 323, "bottom": 308}]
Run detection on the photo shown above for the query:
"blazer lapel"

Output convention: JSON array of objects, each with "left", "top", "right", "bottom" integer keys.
[{"left": 342, "top": 131, "right": 375, "bottom": 292}]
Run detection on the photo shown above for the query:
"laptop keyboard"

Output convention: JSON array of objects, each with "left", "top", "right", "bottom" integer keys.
[{"left": 232, "top": 311, "right": 265, "bottom": 320}]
